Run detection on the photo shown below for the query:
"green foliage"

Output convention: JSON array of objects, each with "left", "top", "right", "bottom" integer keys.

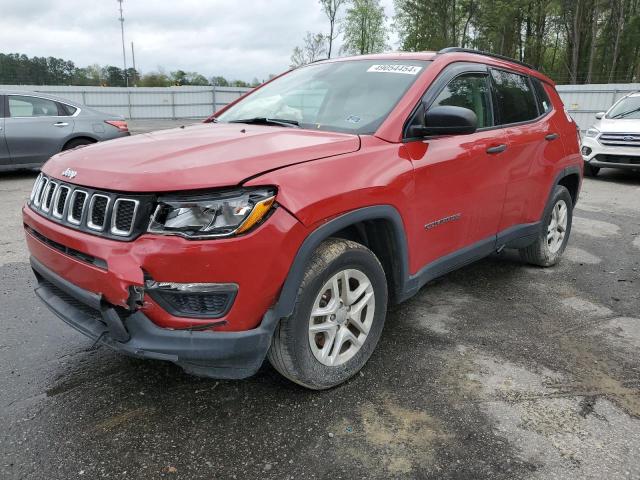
[
  {"left": 392, "top": 0, "right": 640, "bottom": 84},
  {"left": 0, "top": 52, "right": 254, "bottom": 87},
  {"left": 342, "top": 0, "right": 388, "bottom": 55}
]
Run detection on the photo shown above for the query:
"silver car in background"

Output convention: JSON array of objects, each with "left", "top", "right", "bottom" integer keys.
[{"left": 0, "top": 90, "right": 129, "bottom": 171}]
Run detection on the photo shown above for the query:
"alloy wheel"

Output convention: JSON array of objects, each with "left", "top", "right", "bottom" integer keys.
[
  {"left": 308, "top": 268, "right": 375, "bottom": 367},
  {"left": 547, "top": 199, "right": 568, "bottom": 253}
]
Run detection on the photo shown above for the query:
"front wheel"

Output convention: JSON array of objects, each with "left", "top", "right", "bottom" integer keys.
[
  {"left": 519, "top": 185, "right": 573, "bottom": 267},
  {"left": 268, "top": 238, "right": 388, "bottom": 389}
]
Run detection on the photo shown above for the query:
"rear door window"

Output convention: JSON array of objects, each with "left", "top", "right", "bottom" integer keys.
[
  {"left": 431, "top": 73, "right": 493, "bottom": 128},
  {"left": 8, "top": 96, "right": 60, "bottom": 117},
  {"left": 490, "top": 70, "right": 539, "bottom": 124}
]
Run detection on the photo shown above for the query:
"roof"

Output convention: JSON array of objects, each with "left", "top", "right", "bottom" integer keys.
[{"left": 308, "top": 49, "right": 552, "bottom": 84}]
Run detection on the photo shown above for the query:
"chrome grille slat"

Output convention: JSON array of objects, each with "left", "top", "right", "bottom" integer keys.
[
  {"left": 87, "top": 194, "right": 110, "bottom": 231},
  {"left": 67, "top": 190, "right": 88, "bottom": 225},
  {"left": 111, "top": 199, "right": 139, "bottom": 236},
  {"left": 53, "top": 186, "right": 70, "bottom": 219},
  {"left": 33, "top": 177, "right": 48, "bottom": 207},
  {"left": 30, "top": 173, "right": 43, "bottom": 202},
  {"left": 28, "top": 174, "right": 147, "bottom": 241},
  {"left": 41, "top": 181, "right": 57, "bottom": 213},
  {"left": 599, "top": 133, "right": 640, "bottom": 148}
]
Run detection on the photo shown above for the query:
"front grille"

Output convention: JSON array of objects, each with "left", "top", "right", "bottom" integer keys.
[
  {"left": 594, "top": 154, "right": 640, "bottom": 165},
  {"left": 28, "top": 174, "right": 153, "bottom": 241},
  {"left": 599, "top": 133, "right": 640, "bottom": 147}
]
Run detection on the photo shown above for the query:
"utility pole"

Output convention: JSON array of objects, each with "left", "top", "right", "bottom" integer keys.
[
  {"left": 131, "top": 41, "right": 137, "bottom": 86},
  {"left": 117, "top": 0, "right": 128, "bottom": 87}
]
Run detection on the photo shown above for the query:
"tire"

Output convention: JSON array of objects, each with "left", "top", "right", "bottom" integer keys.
[
  {"left": 62, "top": 138, "right": 94, "bottom": 151},
  {"left": 519, "top": 185, "right": 573, "bottom": 267},
  {"left": 267, "top": 238, "right": 388, "bottom": 389},
  {"left": 584, "top": 163, "right": 600, "bottom": 177}
]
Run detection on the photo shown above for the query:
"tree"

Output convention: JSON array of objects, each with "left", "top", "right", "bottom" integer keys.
[
  {"left": 342, "top": 0, "right": 387, "bottom": 55},
  {"left": 139, "top": 70, "right": 171, "bottom": 87},
  {"left": 102, "top": 65, "right": 125, "bottom": 87},
  {"left": 391, "top": 0, "right": 640, "bottom": 84},
  {"left": 290, "top": 32, "right": 328, "bottom": 67},
  {"left": 319, "top": 0, "right": 347, "bottom": 58},
  {"left": 211, "top": 76, "right": 230, "bottom": 86}
]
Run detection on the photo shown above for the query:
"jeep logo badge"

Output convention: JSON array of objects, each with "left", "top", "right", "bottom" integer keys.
[{"left": 61, "top": 168, "right": 77, "bottom": 179}]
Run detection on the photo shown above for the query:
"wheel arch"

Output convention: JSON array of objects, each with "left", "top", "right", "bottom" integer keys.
[
  {"left": 271, "top": 206, "right": 411, "bottom": 321},
  {"left": 62, "top": 135, "right": 98, "bottom": 151},
  {"left": 545, "top": 165, "right": 582, "bottom": 212},
  {"left": 557, "top": 170, "right": 581, "bottom": 206}
]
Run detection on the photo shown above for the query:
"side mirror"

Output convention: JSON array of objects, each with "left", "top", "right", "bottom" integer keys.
[
  {"left": 410, "top": 106, "right": 478, "bottom": 137},
  {"left": 595, "top": 112, "right": 605, "bottom": 119}
]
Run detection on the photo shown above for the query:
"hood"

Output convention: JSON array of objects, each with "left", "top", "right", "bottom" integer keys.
[
  {"left": 594, "top": 117, "right": 640, "bottom": 133},
  {"left": 43, "top": 123, "right": 360, "bottom": 192}
]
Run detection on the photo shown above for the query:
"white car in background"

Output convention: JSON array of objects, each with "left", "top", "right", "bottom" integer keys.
[{"left": 581, "top": 92, "right": 640, "bottom": 176}]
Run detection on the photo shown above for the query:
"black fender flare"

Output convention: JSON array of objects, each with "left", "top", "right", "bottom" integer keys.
[
  {"left": 548, "top": 165, "right": 582, "bottom": 207},
  {"left": 269, "top": 205, "right": 411, "bottom": 322}
]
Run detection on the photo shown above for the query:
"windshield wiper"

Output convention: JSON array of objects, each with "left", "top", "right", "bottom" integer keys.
[
  {"left": 228, "top": 117, "right": 300, "bottom": 128},
  {"left": 611, "top": 107, "right": 640, "bottom": 119}
]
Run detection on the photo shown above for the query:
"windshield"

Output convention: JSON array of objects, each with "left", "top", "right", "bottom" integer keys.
[
  {"left": 607, "top": 95, "right": 640, "bottom": 119},
  {"left": 217, "top": 59, "right": 430, "bottom": 134}
]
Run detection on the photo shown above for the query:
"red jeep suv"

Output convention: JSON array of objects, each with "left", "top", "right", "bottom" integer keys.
[{"left": 24, "top": 49, "right": 582, "bottom": 389}]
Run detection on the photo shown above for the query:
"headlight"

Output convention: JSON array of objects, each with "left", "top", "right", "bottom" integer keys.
[
  {"left": 585, "top": 127, "right": 600, "bottom": 138},
  {"left": 148, "top": 187, "right": 276, "bottom": 238}
]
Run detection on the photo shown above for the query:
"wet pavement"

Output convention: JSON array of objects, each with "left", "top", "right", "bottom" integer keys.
[{"left": 1, "top": 159, "right": 639, "bottom": 479}]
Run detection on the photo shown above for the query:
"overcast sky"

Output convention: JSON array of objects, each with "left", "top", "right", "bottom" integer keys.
[{"left": 0, "top": 0, "right": 397, "bottom": 81}]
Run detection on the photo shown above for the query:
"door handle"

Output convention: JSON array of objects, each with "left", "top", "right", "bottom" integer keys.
[
  {"left": 486, "top": 144, "right": 507, "bottom": 154},
  {"left": 53, "top": 122, "right": 69, "bottom": 127},
  {"left": 545, "top": 133, "right": 559, "bottom": 141}
]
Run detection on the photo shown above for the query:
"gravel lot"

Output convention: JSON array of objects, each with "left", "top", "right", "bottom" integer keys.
[{"left": 1, "top": 124, "right": 639, "bottom": 479}]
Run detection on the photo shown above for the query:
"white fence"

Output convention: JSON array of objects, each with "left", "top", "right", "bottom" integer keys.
[
  {"left": 2, "top": 83, "right": 638, "bottom": 129},
  {"left": 0, "top": 85, "right": 252, "bottom": 119}
]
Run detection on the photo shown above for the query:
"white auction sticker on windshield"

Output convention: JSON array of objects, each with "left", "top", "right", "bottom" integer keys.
[{"left": 367, "top": 64, "right": 422, "bottom": 75}]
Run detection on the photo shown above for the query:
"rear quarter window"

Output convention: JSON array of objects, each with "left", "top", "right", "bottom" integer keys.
[
  {"left": 490, "top": 70, "right": 539, "bottom": 124},
  {"left": 59, "top": 103, "right": 78, "bottom": 116},
  {"left": 531, "top": 77, "right": 552, "bottom": 114}
]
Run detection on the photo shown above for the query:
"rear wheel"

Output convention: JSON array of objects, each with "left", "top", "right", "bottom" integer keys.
[
  {"left": 584, "top": 163, "right": 600, "bottom": 177},
  {"left": 519, "top": 185, "right": 573, "bottom": 267},
  {"left": 268, "top": 238, "right": 388, "bottom": 389}
]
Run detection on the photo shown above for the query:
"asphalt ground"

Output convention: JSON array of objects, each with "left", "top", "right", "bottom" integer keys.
[{"left": 1, "top": 124, "right": 639, "bottom": 479}]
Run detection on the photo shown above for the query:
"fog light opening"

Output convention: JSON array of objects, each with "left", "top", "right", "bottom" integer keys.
[{"left": 144, "top": 275, "right": 238, "bottom": 319}]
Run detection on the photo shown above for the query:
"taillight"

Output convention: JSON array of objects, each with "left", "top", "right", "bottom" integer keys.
[{"left": 105, "top": 120, "right": 129, "bottom": 132}]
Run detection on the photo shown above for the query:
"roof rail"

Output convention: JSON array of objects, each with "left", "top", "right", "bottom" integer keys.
[{"left": 437, "top": 47, "right": 535, "bottom": 70}]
